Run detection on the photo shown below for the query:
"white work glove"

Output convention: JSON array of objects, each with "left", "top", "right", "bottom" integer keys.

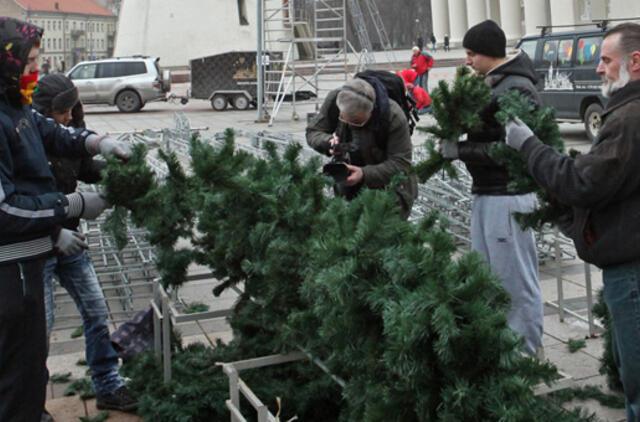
[
  {"left": 66, "top": 192, "right": 110, "bottom": 220},
  {"left": 55, "top": 229, "right": 88, "bottom": 256},
  {"left": 437, "top": 140, "right": 459, "bottom": 160},
  {"left": 85, "top": 135, "right": 132, "bottom": 161},
  {"left": 505, "top": 117, "right": 534, "bottom": 151}
]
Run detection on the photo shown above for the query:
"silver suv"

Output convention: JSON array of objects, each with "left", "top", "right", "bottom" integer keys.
[{"left": 66, "top": 56, "right": 171, "bottom": 113}]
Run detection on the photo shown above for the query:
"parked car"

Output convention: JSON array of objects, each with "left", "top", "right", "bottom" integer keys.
[
  {"left": 66, "top": 56, "right": 171, "bottom": 113},
  {"left": 517, "top": 26, "right": 607, "bottom": 142}
]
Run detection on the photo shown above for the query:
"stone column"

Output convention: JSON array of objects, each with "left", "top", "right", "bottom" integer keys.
[
  {"left": 608, "top": 0, "right": 640, "bottom": 20},
  {"left": 549, "top": 0, "right": 576, "bottom": 28},
  {"left": 523, "top": 0, "right": 548, "bottom": 36},
  {"left": 447, "top": 0, "right": 468, "bottom": 46},
  {"left": 431, "top": 0, "right": 450, "bottom": 44},
  {"left": 499, "top": 0, "right": 523, "bottom": 43},
  {"left": 466, "top": 0, "right": 488, "bottom": 28}
]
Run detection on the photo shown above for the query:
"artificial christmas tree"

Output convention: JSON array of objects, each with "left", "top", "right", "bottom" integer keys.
[{"left": 102, "top": 130, "right": 597, "bottom": 421}]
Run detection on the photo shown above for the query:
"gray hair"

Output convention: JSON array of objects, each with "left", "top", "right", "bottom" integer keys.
[
  {"left": 605, "top": 23, "right": 640, "bottom": 56},
  {"left": 412, "top": 46, "right": 420, "bottom": 53},
  {"left": 336, "top": 78, "right": 376, "bottom": 116}
]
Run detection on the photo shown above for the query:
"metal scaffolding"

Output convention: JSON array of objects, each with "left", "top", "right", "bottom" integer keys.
[{"left": 262, "top": 0, "right": 355, "bottom": 125}]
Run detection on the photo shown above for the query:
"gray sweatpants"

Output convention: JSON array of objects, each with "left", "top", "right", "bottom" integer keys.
[{"left": 471, "top": 193, "right": 543, "bottom": 355}]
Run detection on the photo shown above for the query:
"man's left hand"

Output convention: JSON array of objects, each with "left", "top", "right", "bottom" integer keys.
[{"left": 344, "top": 164, "right": 363, "bottom": 186}]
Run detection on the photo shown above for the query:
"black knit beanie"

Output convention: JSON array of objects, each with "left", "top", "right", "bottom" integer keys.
[
  {"left": 32, "top": 73, "right": 79, "bottom": 115},
  {"left": 462, "top": 20, "right": 506, "bottom": 58}
]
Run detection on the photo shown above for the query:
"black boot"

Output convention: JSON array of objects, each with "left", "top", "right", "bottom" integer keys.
[{"left": 96, "top": 385, "right": 138, "bottom": 412}]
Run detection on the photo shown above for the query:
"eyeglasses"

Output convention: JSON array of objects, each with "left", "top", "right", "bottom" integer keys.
[{"left": 338, "top": 114, "right": 369, "bottom": 128}]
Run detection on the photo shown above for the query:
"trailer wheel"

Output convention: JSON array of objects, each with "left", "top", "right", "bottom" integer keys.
[
  {"left": 232, "top": 95, "right": 250, "bottom": 110},
  {"left": 211, "top": 94, "right": 228, "bottom": 111}
]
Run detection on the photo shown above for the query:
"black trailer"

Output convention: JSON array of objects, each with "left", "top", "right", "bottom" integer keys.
[{"left": 190, "top": 51, "right": 280, "bottom": 111}]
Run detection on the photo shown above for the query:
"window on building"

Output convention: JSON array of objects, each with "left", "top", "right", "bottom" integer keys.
[
  {"left": 58, "top": 21, "right": 61, "bottom": 30},
  {"left": 576, "top": 36, "right": 602, "bottom": 66},
  {"left": 47, "top": 38, "right": 51, "bottom": 49},
  {"left": 72, "top": 21, "right": 76, "bottom": 30},
  {"left": 47, "top": 21, "right": 50, "bottom": 30},
  {"left": 66, "top": 39, "right": 70, "bottom": 48},
  {"left": 65, "top": 21, "right": 68, "bottom": 31},
  {"left": 52, "top": 39, "right": 56, "bottom": 49},
  {"left": 237, "top": 0, "right": 249, "bottom": 25},
  {"left": 81, "top": 22, "right": 84, "bottom": 30},
  {"left": 59, "top": 38, "right": 62, "bottom": 50}
]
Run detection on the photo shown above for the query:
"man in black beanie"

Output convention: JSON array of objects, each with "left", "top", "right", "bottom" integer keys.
[
  {"left": 32, "top": 74, "right": 138, "bottom": 416},
  {"left": 437, "top": 19, "right": 544, "bottom": 357}
]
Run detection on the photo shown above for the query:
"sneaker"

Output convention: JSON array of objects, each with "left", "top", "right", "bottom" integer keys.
[
  {"left": 41, "top": 409, "right": 55, "bottom": 422},
  {"left": 96, "top": 385, "right": 138, "bottom": 412}
]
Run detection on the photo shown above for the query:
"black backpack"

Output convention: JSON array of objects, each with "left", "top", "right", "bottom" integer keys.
[{"left": 354, "top": 70, "right": 418, "bottom": 138}]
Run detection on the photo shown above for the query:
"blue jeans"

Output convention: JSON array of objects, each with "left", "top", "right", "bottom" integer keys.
[
  {"left": 602, "top": 261, "right": 640, "bottom": 422},
  {"left": 44, "top": 251, "right": 123, "bottom": 395}
]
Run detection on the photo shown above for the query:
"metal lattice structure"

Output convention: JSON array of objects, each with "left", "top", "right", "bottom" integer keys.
[
  {"left": 361, "top": 0, "right": 397, "bottom": 63},
  {"left": 262, "top": 0, "right": 355, "bottom": 125},
  {"left": 346, "top": 0, "right": 375, "bottom": 67}
]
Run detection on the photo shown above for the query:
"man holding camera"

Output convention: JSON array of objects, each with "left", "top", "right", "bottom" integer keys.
[{"left": 306, "top": 77, "right": 417, "bottom": 219}]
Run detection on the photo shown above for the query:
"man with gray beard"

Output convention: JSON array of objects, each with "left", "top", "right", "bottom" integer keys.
[{"left": 504, "top": 23, "right": 640, "bottom": 422}]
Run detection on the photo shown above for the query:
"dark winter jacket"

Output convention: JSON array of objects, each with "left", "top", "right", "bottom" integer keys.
[
  {"left": 458, "top": 51, "right": 541, "bottom": 195},
  {"left": 0, "top": 18, "right": 94, "bottom": 263},
  {"left": 520, "top": 79, "right": 640, "bottom": 268},
  {"left": 306, "top": 88, "right": 418, "bottom": 219},
  {"left": 33, "top": 74, "right": 106, "bottom": 231}
]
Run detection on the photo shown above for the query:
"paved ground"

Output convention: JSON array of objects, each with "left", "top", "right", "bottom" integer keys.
[{"left": 46, "top": 47, "right": 626, "bottom": 421}]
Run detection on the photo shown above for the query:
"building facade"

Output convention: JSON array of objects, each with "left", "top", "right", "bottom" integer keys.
[
  {"left": 114, "top": 0, "right": 285, "bottom": 68},
  {"left": 0, "top": 0, "right": 117, "bottom": 71},
  {"left": 432, "top": 0, "right": 640, "bottom": 47}
]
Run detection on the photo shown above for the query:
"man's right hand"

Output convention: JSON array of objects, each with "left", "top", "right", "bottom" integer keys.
[
  {"left": 66, "top": 192, "right": 111, "bottom": 220},
  {"left": 55, "top": 229, "right": 88, "bottom": 256}
]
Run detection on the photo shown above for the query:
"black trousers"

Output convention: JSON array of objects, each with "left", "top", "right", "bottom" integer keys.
[{"left": 0, "top": 258, "right": 47, "bottom": 422}]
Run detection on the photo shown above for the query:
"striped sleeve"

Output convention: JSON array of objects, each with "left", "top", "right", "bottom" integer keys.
[{"left": 0, "top": 129, "right": 69, "bottom": 236}]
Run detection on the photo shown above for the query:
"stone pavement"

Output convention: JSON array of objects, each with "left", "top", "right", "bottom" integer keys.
[{"left": 45, "top": 53, "right": 627, "bottom": 421}]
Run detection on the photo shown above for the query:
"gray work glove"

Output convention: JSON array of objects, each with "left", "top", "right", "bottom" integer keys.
[
  {"left": 66, "top": 192, "right": 110, "bottom": 220},
  {"left": 85, "top": 135, "right": 132, "bottom": 161},
  {"left": 505, "top": 117, "right": 534, "bottom": 151},
  {"left": 437, "top": 140, "right": 459, "bottom": 159},
  {"left": 55, "top": 229, "right": 88, "bottom": 256}
]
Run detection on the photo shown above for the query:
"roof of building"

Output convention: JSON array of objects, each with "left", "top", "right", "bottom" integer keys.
[{"left": 14, "top": 0, "right": 114, "bottom": 17}]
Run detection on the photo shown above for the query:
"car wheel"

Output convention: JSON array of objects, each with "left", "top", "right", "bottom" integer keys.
[
  {"left": 232, "top": 95, "right": 250, "bottom": 110},
  {"left": 116, "top": 90, "right": 142, "bottom": 113},
  {"left": 211, "top": 94, "right": 228, "bottom": 111},
  {"left": 584, "top": 103, "right": 603, "bottom": 144}
]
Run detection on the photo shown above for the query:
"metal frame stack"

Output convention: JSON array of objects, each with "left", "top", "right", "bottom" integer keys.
[{"left": 262, "top": 0, "right": 353, "bottom": 125}]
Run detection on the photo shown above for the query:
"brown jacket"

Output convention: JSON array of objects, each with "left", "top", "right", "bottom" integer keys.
[{"left": 306, "top": 89, "right": 418, "bottom": 219}]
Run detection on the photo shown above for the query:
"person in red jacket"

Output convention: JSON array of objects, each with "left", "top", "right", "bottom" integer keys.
[
  {"left": 405, "top": 82, "right": 431, "bottom": 114},
  {"left": 396, "top": 69, "right": 418, "bottom": 85},
  {"left": 410, "top": 46, "right": 434, "bottom": 91}
]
